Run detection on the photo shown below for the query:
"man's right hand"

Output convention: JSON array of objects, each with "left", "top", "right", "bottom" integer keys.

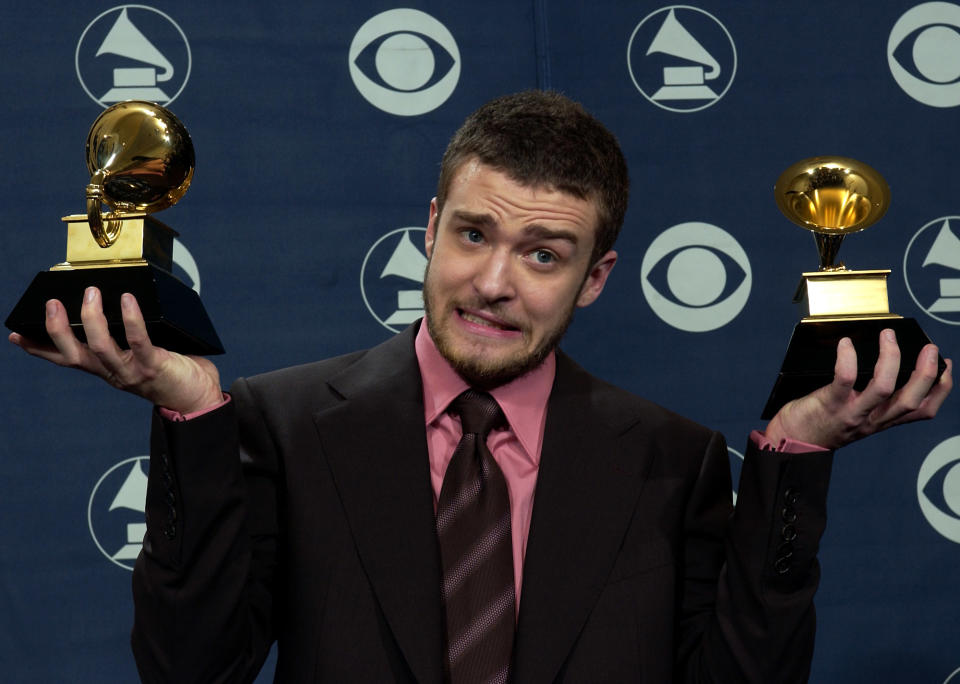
[{"left": 9, "top": 286, "right": 223, "bottom": 414}]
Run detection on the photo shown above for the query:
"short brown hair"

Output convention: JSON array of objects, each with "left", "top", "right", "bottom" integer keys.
[{"left": 436, "top": 91, "right": 629, "bottom": 263}]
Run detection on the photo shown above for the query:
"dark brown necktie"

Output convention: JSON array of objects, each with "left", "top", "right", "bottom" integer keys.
[{"left": 436, "top": 390, "right": 515, "bottom": 684}]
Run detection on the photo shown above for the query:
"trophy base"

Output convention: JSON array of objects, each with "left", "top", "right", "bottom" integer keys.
[
  {"left": 761, "top": 317, "right": 946, "bottom": 419},
  {"left": 5, "top": 265, "right": 224, "bottom": 355}
]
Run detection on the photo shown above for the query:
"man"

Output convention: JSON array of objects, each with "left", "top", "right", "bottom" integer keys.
[{"left": 10, "top": 91, "right": 952, "bottom": 683}]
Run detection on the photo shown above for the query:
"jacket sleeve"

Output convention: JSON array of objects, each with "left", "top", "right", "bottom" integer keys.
[
  {"left": 676, "top": 433, "right": 834, "bottom": 683},
  {"left": 131, "top": 377, "right": 280, "bottom": 684}
]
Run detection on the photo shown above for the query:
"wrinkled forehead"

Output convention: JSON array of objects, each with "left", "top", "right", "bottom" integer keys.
[
  {"left": 443, "top": 158, "right": 602, "bottom": 217},
  {"left": 449, "top": 161, "right": 598, "bottom": 222}
]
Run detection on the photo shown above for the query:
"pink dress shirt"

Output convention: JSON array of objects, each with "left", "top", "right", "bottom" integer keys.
[{"left": 415, "top": 322, "right": 554, "bottom": 609}]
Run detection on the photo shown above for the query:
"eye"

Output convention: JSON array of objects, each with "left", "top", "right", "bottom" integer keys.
[
  {"left": 353, "top": 31, "right": 455, "bottom": 93},
  {"left": 463, "top": 229, "right": 484, "bottom": 244},
  {"left": 348, "top": 9, "right": 461, "bottom": 116},
  {"left": 644, "top": 244, "right": 746, "bottom": 308},
  {"left": 531, "top": 249, "right": 556, "bottom": 264},
  {"left": 888, "top": 5, "right": 960, "bottom": 107},
  {"left": 920, "top": 457, "right": 960, "bottom": 517},
  {"left": 917, "top": 436, "right": 960, "bottom": 543},
  {"left": 639, "top": 222, "right": 752, "bottom": 333},
  {"left": 891, "top": 23, "right": 960, "bottom": 85}
]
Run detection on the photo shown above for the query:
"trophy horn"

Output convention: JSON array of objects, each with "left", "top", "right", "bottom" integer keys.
[
  {"left": 84, "top": 101, "right": 194, "bottom": 248},
  {"left": 774, "top": 156, "right": 890, "bottom": 271}
]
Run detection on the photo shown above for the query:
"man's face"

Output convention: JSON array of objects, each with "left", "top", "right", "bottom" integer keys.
[{"left": 423, "top": 160, "right": 617, "bottom": 388}]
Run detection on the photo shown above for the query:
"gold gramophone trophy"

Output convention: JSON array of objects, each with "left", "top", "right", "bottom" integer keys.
[
  {"left": 6, "top": 101, "right": 223, "bottom": 355},
  {"left": 761, "top": 156, "right": 945, "bottom": 418}
]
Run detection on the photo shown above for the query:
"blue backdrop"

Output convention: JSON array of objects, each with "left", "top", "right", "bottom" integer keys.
[{"left": 2, "top": 2, "right": 959, "bottom": 681}]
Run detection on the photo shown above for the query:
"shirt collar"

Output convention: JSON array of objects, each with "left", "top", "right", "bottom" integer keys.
[{"left": 415, "top": 319, "right": 555, "bottom": 464}]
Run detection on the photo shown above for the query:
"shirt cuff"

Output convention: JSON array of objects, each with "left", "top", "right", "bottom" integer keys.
[
  {"left": 750, "top": 429, "right": 829, "bottom": 453},
  {"left": 157, "top": 393, "right": 231, "bottom": 422}
]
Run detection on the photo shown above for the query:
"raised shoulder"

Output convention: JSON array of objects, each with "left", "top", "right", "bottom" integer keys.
[
  {"left": 553, "top": 349, "right": 720, "bottom": 456},
  {"left": 241, "top": 349, "right": 368, "bottom": 402},
  {"left": 232, "top": 323, "right": 422, "bottom": 420}
]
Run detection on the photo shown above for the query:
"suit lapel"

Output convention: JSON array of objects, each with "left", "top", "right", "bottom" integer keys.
[
  {"left": 514, "top": 352, "right": 655, "bottom": 683},
  {"left": 312, "top": 325, "right": 444, "bottom": 684},
  {"left": 310, "top": 333, "right": 652, "bottom": 683}
]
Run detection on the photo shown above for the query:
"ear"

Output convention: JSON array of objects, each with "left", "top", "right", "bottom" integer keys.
[
  {"left": 425, "top": 198, "right": 439, "bottom": 258},
  {"left": 576, "top": 250, "right": 618, "bottom": 308}
]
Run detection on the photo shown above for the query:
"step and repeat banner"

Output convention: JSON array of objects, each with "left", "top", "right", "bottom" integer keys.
[{"left": 1, "top": 2, "right": 958, "bottom": 682}]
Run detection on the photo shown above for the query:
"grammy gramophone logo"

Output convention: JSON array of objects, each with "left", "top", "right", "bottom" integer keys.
[
  {"left": 76, "top": 5, "right": 192, "bottom": 107},
  {"left": 905, "top": 217, "right": 960, "bottom": 325},
  {"left": 627, "top": 5, "right": 737, "bottom": 113},
  {"left": 361, "top": 227, "right": 428, "bottom": 333},
  {"left": 88, "top": 456, "right": 149, "bottom": 571}
]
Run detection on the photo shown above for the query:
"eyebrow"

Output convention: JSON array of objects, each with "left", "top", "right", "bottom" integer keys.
[
  {"left": 523, "top": 224, "right": 579, "bottom": 245},
  {"left": 450, "top": 210, "right": 496, "bottom": 228},
  {"left": 450, "top": 210, "right": 580, "bottom": 244}
]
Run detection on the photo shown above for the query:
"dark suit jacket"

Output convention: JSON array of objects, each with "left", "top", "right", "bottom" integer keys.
[{"left": 132, "top": 323, "right": 834, "bottom": 683}]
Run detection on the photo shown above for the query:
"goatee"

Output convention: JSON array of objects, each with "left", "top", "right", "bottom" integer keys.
[{"left": 423, "top": 266, "right": 575, "bottom": 390}]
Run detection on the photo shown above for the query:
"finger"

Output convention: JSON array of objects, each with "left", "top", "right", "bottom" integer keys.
[
  {"left": 866, "top": 343, "right": 937, "bottom": 424},
  {"left": 80, "top": 286, "right": 126, "bottom": 369},
  {"left": 120, "top": 293, "right": 160, "bottom": 369},
  {"left": 891, "top": 356, "right": 953, "bottom": 425},
  {"left": 9, "top": 330, "right": 68, "bottom": 365},
  {"left": 902, "top": 343, "right": 941, "bottom": 403},
  {"left": 857, "top": 329, "right": 900, "bottom": 411},
  {"left": 823, "top": 337, "right": 857, "bottom": 407},
  {"left": 78, "top": 287, "right": 141, "bottom": 389},
  {"left": 44, "top": 298, "right": 102, "bottom": 370},
  {"left": 924, "top": 356, "right": 954, "bottom": 415}
]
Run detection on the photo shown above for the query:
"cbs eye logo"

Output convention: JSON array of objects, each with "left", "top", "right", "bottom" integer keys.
[
  {"left": 348, "top": 8, "right": 460, "bottom": 116},
  {"left": 917, "top": 435, "right": 960, "bottom": 543},
  {"left": 640, "top": 221, "right": 752, "bottom": 332},
  {"left": 888, "top": 2, "right": 960, "bottom": 107}
]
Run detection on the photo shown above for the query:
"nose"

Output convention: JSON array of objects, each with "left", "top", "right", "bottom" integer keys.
[{"left": 472, "top": 248, "right": 516, "bottom": 303}]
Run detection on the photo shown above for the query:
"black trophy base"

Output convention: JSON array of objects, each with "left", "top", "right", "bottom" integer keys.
[
  {"left": 761, "top": 317, "right": 946, "bottom": 419},
  {"left": 5, "top": 265, "right": 224, "bottom": 355}
]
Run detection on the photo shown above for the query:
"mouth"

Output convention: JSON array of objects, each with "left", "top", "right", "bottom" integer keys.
[{"left": 456, "top": 308, "right": 521, "bottom": 334}]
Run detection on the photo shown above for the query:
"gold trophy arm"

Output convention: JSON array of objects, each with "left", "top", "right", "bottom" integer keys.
[
  {"left": 814, "top": 232, "right": 845, "bottom": 271},
  {"left": 86, "top": 170, "right": 122, "bottom": 248}
]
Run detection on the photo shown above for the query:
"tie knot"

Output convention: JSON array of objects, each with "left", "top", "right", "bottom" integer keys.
[{"left": 448, "top": 390, "right": 505, "bottom": 438}]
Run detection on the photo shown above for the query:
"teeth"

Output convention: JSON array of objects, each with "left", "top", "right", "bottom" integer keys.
[{"left": 462, "top": 311, "right": 506, "bottom": 329}]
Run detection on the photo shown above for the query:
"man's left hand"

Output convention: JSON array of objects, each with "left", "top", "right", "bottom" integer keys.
[{"left": 764, "top": 329, "right": 953, "bottom": 450}]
